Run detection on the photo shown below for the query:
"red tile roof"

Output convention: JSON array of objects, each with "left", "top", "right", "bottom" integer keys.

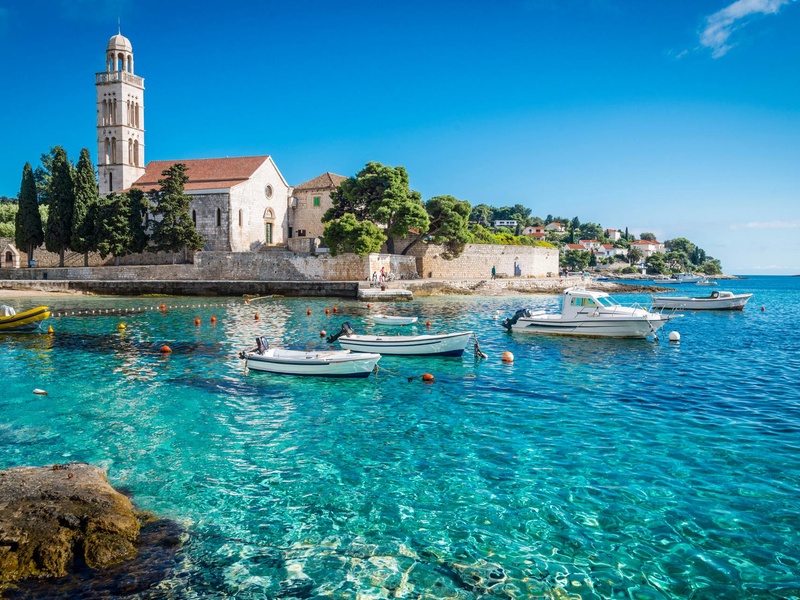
[{"left": 130, "top": 156, "right": 271, "bottom": 192}]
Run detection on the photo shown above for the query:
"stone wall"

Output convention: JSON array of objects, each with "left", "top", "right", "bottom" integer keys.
[{"left": 406, "top": 243, "right": 559, "bottom": 279}]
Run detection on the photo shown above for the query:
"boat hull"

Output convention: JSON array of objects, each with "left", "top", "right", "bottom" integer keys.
[
  {"left": 372, "top": 315, "right": 418, "bottom": 325},
  {"left": 509, "top": 316, "right": 670, "bottom": 338},
  {"left": 336, "top": 331, "right": 473, "bottom": 356},
  {"left": 651, "top": 294, "right": 752, "bottom": 311},
  {"left": 244, "top": 350, "right": 380, "bottom": 377},
  {"left": 0, "top": 306, "right": 51, "bottom": 332}
]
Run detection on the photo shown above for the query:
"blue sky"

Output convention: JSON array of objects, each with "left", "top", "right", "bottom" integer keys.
[{"left": 1, "top": 0, "right": 798, "bottom": 274}]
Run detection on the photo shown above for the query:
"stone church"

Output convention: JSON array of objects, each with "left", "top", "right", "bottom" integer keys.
[{"left": 96, "top": 32, "right": 340, "bottom": 253}]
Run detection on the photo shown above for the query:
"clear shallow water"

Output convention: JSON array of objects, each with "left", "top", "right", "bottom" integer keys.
[{"left": 2, "top": 276, "right": 799, "bottom": 599}]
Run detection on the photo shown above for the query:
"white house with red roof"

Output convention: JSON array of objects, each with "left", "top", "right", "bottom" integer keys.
[
  {"left": 604, "top": 229, "right": 621, "bottom": 242},
  {"left": 545, "top": 222, "right": 565, "bottom": 232},
  {"left": 629, "top": 239, "right": 665, "bottom": 258}
]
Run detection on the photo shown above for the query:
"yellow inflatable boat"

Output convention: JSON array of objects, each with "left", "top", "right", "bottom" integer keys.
[{"left": 0, "top": 305, "right": 51, "bottom": 332}]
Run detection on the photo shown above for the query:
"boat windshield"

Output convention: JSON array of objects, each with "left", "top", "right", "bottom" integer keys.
[{"left": 595, "top": 296, "right": 620, "bottom": 307}]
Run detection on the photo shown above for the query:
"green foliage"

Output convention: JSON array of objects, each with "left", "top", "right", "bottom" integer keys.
[
  {"left": 71, "top": 148, "right": 99, "bottom": 255},
  {"left": 467, "top": 224, "right": 554, "bottom": 248},
  {"left": 470, "top": 204, "right": 493, "bottom": 227},
  {"left": 127, "top": 188, "right": 150, "bottom": 254},
  {"left": 620, "top": 266, "right": 638, "bottom": 274},
  {"left": 627, "top": 247, "right": 643, "bottom": 265},
  {"left": 639, "top": 232, "right": 656, "bottom": 241},
  {"left": 322, "top": 213, "right": 386, "bottom": 257},
  {"left": 562, "top": 249, "right": 591, "bottom": 271},
  {"left": 95, "top": 193, "right": 132, "bottom": 261},
  {"left": 701, "top": 259, "right": 722, "bottom": 275},
  {"left": 578, "top": 222, "right": 603, "bottom": 241},
  {"left": 325, "top": 162, "right": 429, "bottom": 254},
  {"left": 402, "top": 195, "right": 472, "bottom": 256},
  {"left": 149, "top": 164, "right": 205, "bottom": 255},
  {"left": 34, "top": 147, "right": 60, "bottom": 206},
  {"left": 645, "top": 252, "right": 667, "bottom": 274},
  {"left": 44, "top": 147, "right": 75, "bottom": 265},
  {"left": 15, "top": 162, "right": 44, "bottom": 260}
]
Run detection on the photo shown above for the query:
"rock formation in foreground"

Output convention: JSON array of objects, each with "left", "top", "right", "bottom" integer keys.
[{"left": 0, "top": 463, "right": 140, "bottom": 584}]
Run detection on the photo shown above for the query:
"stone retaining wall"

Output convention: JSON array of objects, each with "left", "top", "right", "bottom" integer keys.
[{"left": 405, "top": 243, "right": 559, "bottom": 279}]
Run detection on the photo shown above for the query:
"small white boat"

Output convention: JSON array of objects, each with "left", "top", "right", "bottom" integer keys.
[
  {"left": 651, "top": 275, "right": 678, "bottom": 284},
  {"left": 695, "top": 277, "right": 717, "bottom": 286},
  {"left": 372, "top": 314, "right": 418, "bottom": 326},
  {"left": 675, "top": 273, "right": 704, "bottom": 284},
  {"left": 240, "top": 337, "right": 380, "bottom": 378},
  {"left": 502, "top": 287, "right": 676, "bottom": 339},
  {"left": 651, "top": 290, "right": 752, "bottom": 311},
  {"left": 328, "top": 323, "right": 473, "bottom": 356}
]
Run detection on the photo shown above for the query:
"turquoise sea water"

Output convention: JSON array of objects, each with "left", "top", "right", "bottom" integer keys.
[{"left": 2, "top": 276, "right": 799, "bottom": 599}]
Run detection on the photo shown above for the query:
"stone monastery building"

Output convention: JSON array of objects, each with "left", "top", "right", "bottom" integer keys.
[{"left": 95, "top": 32, "right": 341, "bottom": 253}]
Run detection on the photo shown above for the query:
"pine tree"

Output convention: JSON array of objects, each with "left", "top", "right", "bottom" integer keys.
[
  {"left": 44, "top": 147, "right": 75, "bottom": 267},
  {"left": 95, "top": 193, "right": 133, "bottom": 266},
  {"left": 14, "top": 163, "right": 44, "bottom": 266},
  {"left": 150, "top": 164, "right": 204, "bottom": 263},
  {"left": 71, "top": 148, "right": 99, "bottom": 266}
]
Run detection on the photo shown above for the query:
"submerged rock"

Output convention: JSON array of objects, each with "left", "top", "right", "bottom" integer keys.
[{"left": 0, "top": 463, "right": 140, "bottom": 584}]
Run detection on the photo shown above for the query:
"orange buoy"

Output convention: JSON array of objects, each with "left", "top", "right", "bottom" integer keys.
[
  {"left": 325, "top": 308, "right": 330, "bottom": 315},
  {"left": 160, "top": 345, "right": 172, "bottom": 354},
  {"left": 117, "top": 323, "right": 126, "bottom": 330},
  {"left": 194, "top": 318, "right": 201, "bottom": 326},
  {"left": 333, "top": 306, "right": 338, "bottom": 313},
  {"left": 426, "top": 321, "right": 431, "bottom": 328},
  {"left": 210, "top": 315, "right": 217, "bottom": 323},
  {"left": 47, "top": 325, "right": 54, "bottom": 333},
  {"left": 320, "top": 330, "right": 327, "bottom": 337},
  {"left": 367, "top": 303, "right": 371, "bottom": 308},
  {"left": 254, "top": 313, "right": 260, "bottom": 320},
  {"left": 422, "top": 373, "right": 435, "bottom": 383},
  {"left": 159, "top": 304, "right": 166, "bottom": 310},
  {"left": 307, "top": 309, "right": 312, "bottom": 315},
  {"left": 501, "top": 351, "right": 514, "bottom": 363}
]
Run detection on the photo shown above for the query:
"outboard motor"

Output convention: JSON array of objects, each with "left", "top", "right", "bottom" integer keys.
[
  {"left": 502, "top": 309, "right": 534, "bottom": 331},
  {"left": 256, "top": 336, "right": 269, "bottom": 355},
  {"left": 326, "top": 321, "right": 355, "bottom": 344}
]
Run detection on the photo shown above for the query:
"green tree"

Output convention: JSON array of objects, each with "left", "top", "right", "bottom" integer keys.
[
  {"left": 324, "top": 162, "right": 429, "bottom": 254},
  {"left": 322, "top": 213, "right": 386, "bottom": 257},
  {"left": 402, "top": 195, "right": 471, "bottom": 256},
  {"left": 639, "top": 232, "right": 656, "bottom": 241},
  {"left": 627, "top": 247, "right": 643, "bottom": 266},
  {"left": 14, "top": 163, "right": 44, "bottom": 264},
  {"left": 1, "top": 201, "right": 19, "bottom": 238},
  {"left": 127, "top": 187, "right": 150, "bottom": 254},
  {"left": 646, "top": 252, "right": 667, "bottom": 274},
  {"left": 33, "top": 147, "right": 58, "bottom": 206},
  {"left": 701, "top": 259, "right": 722, "bottom": 275},
  {"left": 149, "top": 164, "right": 205, "bottom": 262},
  {"left": 44, "top": 147, "right": 75, "bottom": 267},
  {"left": 470, "top": 204, "right": 493, "bottom": 227},
  {"left": 562, "top": 249, "right": 590, "bottom": 271},
  {"left": 579, "top": 222, "right": 603, "bottom": 241},
  {"left": 71, "top": 148, "right": 99, "bottom": 266},
  {"left": 95, "top": 193, "right": 132, "bottom": 265}
]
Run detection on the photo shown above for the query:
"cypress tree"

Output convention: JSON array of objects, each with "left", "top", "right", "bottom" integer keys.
[
  {"left": 95, "top": 193, "right": 133, "bottom": 266},
  {"left": 127, "top": 187, "right": 150, "bottom": 254},
  {"left": 44, "top": 147, "right": 75, "bottom": 267},
  {"left": 14, "top": 163, "right": 44, "bottom": 266},
  {"left": 71, "top": 148, "right": 99, "bottom": 266},
  {"left": 150, "top": 164, "right": 204, "bottom": 263}
]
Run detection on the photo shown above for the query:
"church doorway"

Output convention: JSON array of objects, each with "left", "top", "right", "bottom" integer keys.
[{"left": 263, "top": 208, "right": 275, "bottom": 246}]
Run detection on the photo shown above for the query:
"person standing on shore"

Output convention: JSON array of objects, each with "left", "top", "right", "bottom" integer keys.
[{"left": 491, "top": 266, "right": 496, "bottom": 279}]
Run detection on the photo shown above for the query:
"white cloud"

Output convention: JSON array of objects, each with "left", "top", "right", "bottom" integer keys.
[
  {"left": 700, "top": 0, "right": 795, "bottom": 58},
  {"left": 730, "top": 219, "right": 800, "bottom": 229}
]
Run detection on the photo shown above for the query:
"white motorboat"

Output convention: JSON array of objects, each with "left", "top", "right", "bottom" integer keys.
[
  {"left": 372, "top": 314, "right": 418, "bottom": 326},
  {"left": 240, "top": 337, "right": 380, "bottom": 378},
  {"left": 651, "top": 275, "right": 678, "bottom": 284},
  {"left": 328, "top": 322, "right": 473, "bottom": 356},
  {"left": 502, "top": 287, "right": 677, "bottom": 339},
  {"left": 675, "top": 273, "right": 704, "bottom": 284},
  {"left": 651, "top": 290, "right": 752, "bottom": 311},
  {"left": 695, "top": 277, "right": 717, "bottom": 286}
]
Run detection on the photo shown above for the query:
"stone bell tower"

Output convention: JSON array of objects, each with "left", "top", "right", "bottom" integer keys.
[{"left": 95, "top": 32, "right": 145, "bottom": 195}]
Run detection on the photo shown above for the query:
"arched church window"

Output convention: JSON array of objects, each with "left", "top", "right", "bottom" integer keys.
[
  {"left": 128, "top": 139, "right": 133, "bottom": 165},
  {"left": 133, "top": 140, "right": 139, "bottom": 167},
  {"left": 192, "top": 210, "right": 196, "bottom": 225},
  {"left": 112, "top": 99, "right": 117, "bottom": 125},
  {"left": 117, "top": 53, "right": 124, "bottom": 71},
  {"left": 216, "top": 208, "right": 222, "bottom": 227},
  {"left": 104, "top": 138, "right": 110, "bottom": 164},
  {"left": 135, "top": 103, "right": 140, "bottom": 128},
  {"left": 111, "top": 137, "right": 117, "bottom": 164}
]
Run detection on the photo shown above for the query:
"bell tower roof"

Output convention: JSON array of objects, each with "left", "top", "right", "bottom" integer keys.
[{"left": 107, "top": 34, "right": 132, "bottom": 52}]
